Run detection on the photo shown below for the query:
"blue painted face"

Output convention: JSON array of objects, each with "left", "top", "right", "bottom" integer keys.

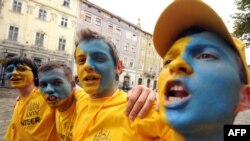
[
  {"left": 38, "top": 68, "right": 73, "bottom": 107},
  {"left": 158, "top": 32, "right": 242, "bottom": 133},
  {"left": 75, "top": 39, "right": 116, "bottom": 97}
]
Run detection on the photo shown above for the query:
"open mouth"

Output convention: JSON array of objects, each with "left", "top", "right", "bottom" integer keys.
[
  {"left": 83, "top": 75, "right": 100, "bottom": 83},
  {"left": 46, "top": 95, "right": 58, "bottom": 103},
  {"left": 165, "top": 81, "right": 190, "bottom": 108},
  {"left": 10, "top": 77, "right": 22, "bottom": 81}
]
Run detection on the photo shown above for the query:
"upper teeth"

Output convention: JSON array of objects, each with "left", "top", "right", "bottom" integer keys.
[
  {"left": 86, "top": 76, "right": 96, "bottom": 80},
  {"left": 170, "top": 85, "right": 184, "bottom": 91}
]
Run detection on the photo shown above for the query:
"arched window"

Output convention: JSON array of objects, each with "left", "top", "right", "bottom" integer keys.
[
  {"left": 122, "top": 75, "right": 130, "bottom": 92},
  {"left": 147, "top": 79, "right": 150, "bottom": 88},
  {"left": 138, "top": 78, "right": 142, "bottom": 85}
]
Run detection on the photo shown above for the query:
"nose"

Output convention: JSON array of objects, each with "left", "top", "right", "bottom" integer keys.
[
  {"left": 169, "top": 57, "right": 193, "bottom": 76},
  {"left": 83, "top": 61, "right": 94, "bottom": 72},
  {"left": 11, "top": 69, "right": 19, "bottom": 75},
  {"left": 43, "top": 84, "right": 55, "bottom": 95}
]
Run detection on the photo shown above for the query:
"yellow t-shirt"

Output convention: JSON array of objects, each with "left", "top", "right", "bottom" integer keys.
[
  {"left": 56, "top": 87, "right": 87, "bottom": 141},
  {"left": 73, "top": 89, "right": 183, "bottom": 141},
  {"left": 5, "top": 87, "right": 59, "bottom": 141}
]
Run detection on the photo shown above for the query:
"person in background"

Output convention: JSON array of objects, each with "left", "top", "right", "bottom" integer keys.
[
  {"left": 4, "top": 57, "right": 59, "bottom": 141},
  {"left": 153, "top": 0, "right": 250, "bottom": 140}
]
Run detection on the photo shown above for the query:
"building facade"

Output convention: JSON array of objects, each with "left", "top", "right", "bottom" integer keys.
[
  {"left": 0, "top": 0, "right": 162, "bottom": 89},
  {"left": 136, "top": 32, "right": 162, "bottom": 91},
  {"left": 0, "top": 0, "right": 78, "bottom": 86}
]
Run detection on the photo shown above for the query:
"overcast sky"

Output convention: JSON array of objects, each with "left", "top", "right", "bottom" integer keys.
[{"left": 88, "top": 0, "right": 250, "bottom": 65}]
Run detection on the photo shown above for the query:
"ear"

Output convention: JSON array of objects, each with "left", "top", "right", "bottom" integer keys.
[
  {"left": 235, "top": 84, "right": 250, "bottom": 113},
  {"left": 71, "top": 80, "right": 76, "bottom": 88},
  {"left": 116, "top": 60, "right": 123, "bottom": 74}
]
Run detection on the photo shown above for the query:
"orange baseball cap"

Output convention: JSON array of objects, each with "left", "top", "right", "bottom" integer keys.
[{"left": 153, "top": 0, "right": 249, "bottom": 83}]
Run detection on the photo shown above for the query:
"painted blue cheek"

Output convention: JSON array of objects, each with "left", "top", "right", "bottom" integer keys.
[{"left": 4, "top": 73, "right": 12, "bottom": 80}]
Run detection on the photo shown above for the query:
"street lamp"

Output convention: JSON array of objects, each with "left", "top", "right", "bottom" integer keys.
[{"left": 1, "top": 49, "right": 8, "bottom": 86}]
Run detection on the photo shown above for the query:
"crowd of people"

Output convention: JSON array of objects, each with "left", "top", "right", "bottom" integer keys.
[{"left": 3, "top": 0, "right": 250, "bottom": 141}]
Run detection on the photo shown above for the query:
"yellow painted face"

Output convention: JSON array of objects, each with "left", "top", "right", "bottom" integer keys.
[
  {"left": 158, "top": 37, "right": 192, "bottom": 122},
  {"left": 5, "top": 64, "right": 34, "bottom": 88}
]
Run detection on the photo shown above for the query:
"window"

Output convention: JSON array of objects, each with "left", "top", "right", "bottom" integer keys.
[
  {"left": 35, "top": 32, "right": 44, "bottom": 46},
  {"left": 153, "top": 80, "right": 157, "bottom": 90},
  {"left": 124, "top": 43, "right": 129, "bottom": 51},
  {"left": 115, "top": 26, "right": 121, "bottom": 34},
  {"left": 147, "top": 79, "right": 150, "bottom": 88},
  {"left": 8, "top": 26, "right": 19, "bottom": 41},
  {"left": 129, "top": 59, "right": 134, "bottom": 68},
  {"left": 63, "top": 0, "right": 70, "bottom": 7},
  {"left": 131, "top": 46, "right": 135, "bottom": 53},
  {"left": 12, "top": 0, "right": 22, "bottom": 13},
  {"left": 95, "top": 17, "right": 102, "bottom": 26},
  {"left": 85, "top": 13, "right": 92, "bottom": 23},
  {"left": 38, "top": 9, "right": 47, "bottom": 21},
  {"left": 58, "top": 38, "right": 66, "bottom": 51},
  {"left": 139, "top": 62, "right": 143, "bottom": 70},
  {"left": 114, "top": 39, "right": 120, "bottom": 48},
  {"left": 132, "top": 34, "right": 137, "bottom": 41},
  {"left": 138, "top": 78, "right": 142, "bottom": 85},
  {"left": 61, "top": 17, "right": 68, "bottom": 27},
  {"left": 108, "top": 23, "right": 113, "bottom": 31},
  {"left": 123, "top": 57, "right": 127, "bottom": 67}
]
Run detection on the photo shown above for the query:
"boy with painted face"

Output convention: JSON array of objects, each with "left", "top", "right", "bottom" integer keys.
[
  {"left": 38, "top": 62, "right": 87, "bottom": 141},
  {"left": 73, "top": 28, "right": 179, "bottom": 141},
  {"left": 38, "top": 63, "right": 160, "bottom": 141},
  {"left": 153, "top": 0, "right": 250, "bottom": 141},
  {"left": 4, "top": 57, "right": 59, "bottom": 141}
]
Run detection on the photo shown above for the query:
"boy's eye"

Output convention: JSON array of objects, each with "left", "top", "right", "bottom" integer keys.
[
  {"left": 77, "top": 57, "right": 86, "bottom": 64},
  {"left": 6, "top": 67, "right": 14, "bottom": 72},
  {"left": 53, "top": 79, "right": 62, "bottom": 86},
  {"left": 94, "top": 55, "right": 106, "bottom": 62},
  {"left": 39, "top": 82, "right": 47, "bottom": 88},
  {"left": 164, "top": 60, "right": 172, "bottom": 66},
  {"left": 196, "top": 53, "right": 217, "bottom": 60}
]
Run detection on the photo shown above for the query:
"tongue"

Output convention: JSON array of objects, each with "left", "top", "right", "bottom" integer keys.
[{"left": 175, "top": 91, "right": 187, "bottom": 98}]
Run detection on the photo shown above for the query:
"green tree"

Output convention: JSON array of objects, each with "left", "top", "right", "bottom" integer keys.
[{"left": 232, "top": 0, "right": 250, "bottom": 41}]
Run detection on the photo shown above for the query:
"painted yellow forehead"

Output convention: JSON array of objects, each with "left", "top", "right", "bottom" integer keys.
[
  {"left": 163, "top": 37, "right": 192, "bottom": 61},
  {"left": 75, "top": 47, "right": 84, "bottom": 57}
]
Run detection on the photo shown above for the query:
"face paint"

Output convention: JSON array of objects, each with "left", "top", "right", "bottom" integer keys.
[
  {"left": 75, "top": 39, "right": 116, "bottom": 97},
  {"left": 5, "top": 64, "right": 34, "bottom": 88},
  {"left": 38, "top": 68, "right": 73, "bottom": 108},
  {"left": 158, "top": 32, "right": 242, "bottom": 133}
]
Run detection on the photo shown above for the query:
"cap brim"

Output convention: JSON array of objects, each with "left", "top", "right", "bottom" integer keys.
[
  {"left": 153, "top": 0, "right": 234, "bottom": 58},
  {"left": 153, "top": 0, "right": 250, "bottom": 83}
]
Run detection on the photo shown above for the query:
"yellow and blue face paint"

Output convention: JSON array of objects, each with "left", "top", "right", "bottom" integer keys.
[
  {"left": 75, "top": 39, "right": 116, "bottom": 97},
  {"left": 5, "top": 64, "right": 34, "bottom": 88},
  {"left": 158, "top": 32, "right": 242, "bottom": 139}
]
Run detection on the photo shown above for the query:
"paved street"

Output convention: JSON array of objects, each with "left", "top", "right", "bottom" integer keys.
[
  {"left": 0, "top": 87, "right": 250, "bottom": 140},
  {"left": 0, "top": 87, "right": 18, "bottom": 141}
]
